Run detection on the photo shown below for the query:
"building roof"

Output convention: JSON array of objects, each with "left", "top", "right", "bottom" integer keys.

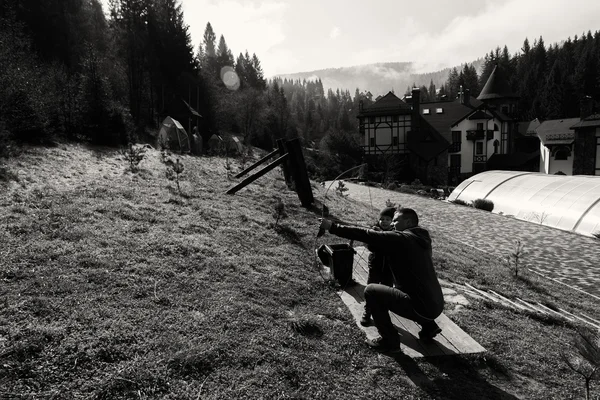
[
  {"left": 518, "top": 118, "right": 541, "bottom": 136},
  {"left": 419, "top": 98, "right": 481, "bottom": 143},
  {"left": 477, "top": 65, "right": 519, "bottom": 101},
  {"left": 407, "top": 117, "right": 451, "bottom": 161},
  {"left": 536, "top": 118, "right": 581, "bottom": 137},
  {"left": 570, "top": 113, "right": 600, "bottom": 129},
  {"left": 358, "top": 91, "right": 412, "bottom": 116}
]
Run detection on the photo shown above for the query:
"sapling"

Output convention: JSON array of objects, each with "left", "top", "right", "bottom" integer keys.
[
  {"left": 273, "top": 197, "right": 286, "bottom": 226},
  {"left": 172, "top": 158, "right": 184, "bottom": 195},
  {"left": 122, "top": 143, "right": 146, "bottom": 172},
  {"left": 335, "top": 180, "right": 348, "bottom": 197},
  {"left": 507, "top": 240, "right": 525, "bottom": 277},
  {"left": 561, "top": 329, "right": 600, "bottom": 400}
]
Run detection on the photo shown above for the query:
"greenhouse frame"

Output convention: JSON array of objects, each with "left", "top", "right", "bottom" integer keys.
[{"left": 448, "top": 171, "right": 600, "bottom": 237}]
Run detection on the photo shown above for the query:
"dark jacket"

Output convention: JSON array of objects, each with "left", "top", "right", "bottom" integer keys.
[{"left": 329, "top": 223, "right": 444, "bottom": 319}]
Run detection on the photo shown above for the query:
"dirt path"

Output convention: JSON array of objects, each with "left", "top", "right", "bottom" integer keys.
[{"left": 328, "top": 181, "right": 600, "bottom": 299}]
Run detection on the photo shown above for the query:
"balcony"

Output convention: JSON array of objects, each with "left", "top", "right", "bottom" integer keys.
[{"left": 466, "top": 130, "right": 494, "bottom": 141}]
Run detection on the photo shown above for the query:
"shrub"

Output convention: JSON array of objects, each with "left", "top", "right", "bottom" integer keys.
[
  {"left": 472, "top": 198, "right": 494, "bottom": 212},
  {"left": 398, "top": 185, "right": 417, "bottom": 194},
  {"left": 386, "top": 182, "right": 397, "bottom": 190}
]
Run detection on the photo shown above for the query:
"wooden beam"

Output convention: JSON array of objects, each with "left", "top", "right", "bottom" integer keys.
[
  {"left": 286, "top": 138, "right": 314, "bottom": 208},
  {"left": 226, "top": 154, "right": 289, "bottom": 195},
  {"left": 277, "top": 138, "right": 291, "bottom": 187},
  {"left": 235, "top": 148, "right": 280, "bottom": 178}
]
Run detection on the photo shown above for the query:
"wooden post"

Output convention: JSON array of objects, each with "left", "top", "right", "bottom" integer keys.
[
  {"left": 277, "top": 138, "right": 291, "bottom": 187},
  {"left": 235, "top": 148, "right": 280, "bottom": 178},
  {"left": 226, "top": 154, "right": 289, "bottom": 195},
  {"left": 285, "top": 138, "right": 314, "bottom": 208}
]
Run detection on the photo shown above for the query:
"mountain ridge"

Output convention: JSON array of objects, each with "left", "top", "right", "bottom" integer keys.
[{"left": 274, "top": 60, "right": 484, "bottom": 97}]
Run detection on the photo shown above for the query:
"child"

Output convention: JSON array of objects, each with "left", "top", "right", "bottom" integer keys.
[{"left": 361, "top": 206, "right": 396, "bottom": 326}]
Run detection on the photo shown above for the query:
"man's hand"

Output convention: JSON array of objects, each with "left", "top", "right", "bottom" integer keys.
[{"left": 317, "top": 218, "right": 333, "bottom": 237}]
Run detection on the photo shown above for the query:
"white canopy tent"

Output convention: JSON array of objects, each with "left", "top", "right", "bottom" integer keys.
[{"left": 448, "top": 171, "right": 600, "bottom": 237}]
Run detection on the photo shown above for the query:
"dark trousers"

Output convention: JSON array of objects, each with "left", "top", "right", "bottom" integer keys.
[
  {"left": 364, "top": 252, "right": 393, "bottom": 315},
  {"left": 364, "top": 284, "right": 435, "bottom": 342}
]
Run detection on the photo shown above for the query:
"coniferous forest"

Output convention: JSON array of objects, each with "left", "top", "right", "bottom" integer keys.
[{"left": 1, "top": 0, "right": 599, "bottom": 179}]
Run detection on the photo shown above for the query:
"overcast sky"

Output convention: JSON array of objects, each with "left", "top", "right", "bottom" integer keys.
[{"left": 102, "top": 0, "right": 600, "bottom": 77}]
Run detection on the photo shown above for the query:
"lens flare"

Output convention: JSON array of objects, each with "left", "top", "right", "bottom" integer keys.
[{"left": 220, "top": 66, "right": 240, "bottom": 91}]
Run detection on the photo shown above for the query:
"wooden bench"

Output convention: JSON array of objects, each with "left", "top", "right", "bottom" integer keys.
[{"left": 335, "top": 246, "right": 486, "bottom": 358}]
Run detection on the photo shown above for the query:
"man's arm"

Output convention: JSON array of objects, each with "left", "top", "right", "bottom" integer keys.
[{"left": 319, "top": 219, "right": 405, "bottom": 245}]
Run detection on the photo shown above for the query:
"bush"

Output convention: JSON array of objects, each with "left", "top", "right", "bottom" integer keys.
[
  {"left": 397, "top": 185, "right": 417, "bottom": 194},
  {"left": 472, "top": 198, "right": 494, "bottom": 212},
  {"left": 386, "top": 182, "right": 397, "bottom": 190}
]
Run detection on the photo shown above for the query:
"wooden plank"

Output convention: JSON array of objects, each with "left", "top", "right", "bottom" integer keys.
[
  {"left": 557, "top": 307, "right": 600, "bottom": 329},
  {"left": 234, "top": 148, "right": 279, "bottom": 178},
  {"left": 276, "top": 139, "right": 291, "bottom": 187},
  {"left": 226, "top": 154, "right": 288, "bottom": 194},
  {"left": 515, "top": 298, "right": 549, "bottom": 315},
  {"left": 535, "top": 302, "right": 574, "bottom": 321},
  {"left": 337, "top": 246, "right": 485, "bottom": 357},
  {"left": 488, "top": 290, "right": 528, "bottom": 311},
  {"left": 464, "top": 283, "right": 507, "bottom": 305},
  {"left": 285, "top": 138, "right": 314, "bottom": 207},
  {"left": 580, "top": 313, "right": 600, "bottom": 325}
]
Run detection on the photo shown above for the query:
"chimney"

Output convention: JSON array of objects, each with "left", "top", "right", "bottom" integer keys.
[
  {"left": 458, "top": 85, "right": 463, "bottom": 103},
  {"left": 581, "top": 95, "right": 593, "bottom": 119},
  {"left": 359, "top": 100, "right": 363, "bottom": 112},
  {"left": 411, "top": 87, "right": 420, "bottom": 132},
  {"left": 463, "top": 89, "right": 470, "bottom": 105}
]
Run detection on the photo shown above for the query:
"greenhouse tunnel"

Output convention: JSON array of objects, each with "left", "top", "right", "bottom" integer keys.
[{"left": 448, "top": 171, "right": 600, "bottom": 237}]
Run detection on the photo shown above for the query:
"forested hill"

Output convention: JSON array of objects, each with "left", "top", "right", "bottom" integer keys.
[{"left": 275, "top": 60, "right": 484, "bottom": 97}]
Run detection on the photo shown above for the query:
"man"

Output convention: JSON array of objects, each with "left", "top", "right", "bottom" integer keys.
[{"left": 319, "top": 208, "right": 444, "bottom": 352}]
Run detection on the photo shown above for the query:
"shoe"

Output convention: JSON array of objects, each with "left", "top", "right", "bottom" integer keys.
[
  {"left": 360, "top": 311, "right": 372, "bottom": 326},
  {"left": 366, "top": 337, "right": 401, "bottom": 352},
  {"left": 418, "top": 322, "right": 442, "bottom": 341}
]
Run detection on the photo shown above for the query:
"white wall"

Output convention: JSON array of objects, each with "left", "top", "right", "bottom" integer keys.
[
  {"left": 451, "top": 115, "right": 502, "bottom": 174},
  {"left": 539, "top": 143, "right": 550, "bottom": 174}
]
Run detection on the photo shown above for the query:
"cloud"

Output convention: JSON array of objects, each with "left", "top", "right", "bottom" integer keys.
[
  {"left": 181, "top": 0, "right": 288, "bottom": 74},
  {"left": 330, "top": 26, "right": 341, "bottom": 39}
]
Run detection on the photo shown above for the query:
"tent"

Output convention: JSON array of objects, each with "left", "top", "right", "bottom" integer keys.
[
  {"left": 157, "top": 116, "right": 190, "bottom": 153},
  {"left": 207, "top": 134, "right": 244, "bottom": 155}
]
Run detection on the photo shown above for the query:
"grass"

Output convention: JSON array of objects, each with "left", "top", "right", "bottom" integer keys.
[{"left": 0, "top": 142, "right": 599, "bottom": 399}]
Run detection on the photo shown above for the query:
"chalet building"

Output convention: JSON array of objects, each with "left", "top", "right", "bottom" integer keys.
[
  {"left": 357, "top": 88, "right": 449, "bottom": 185},
  {"left": 571, "top": 98, "right": 600, "bottom": 176},
  {"left": 534, "top": 97, "right": 599, "bottom": 176},
  {"left": 537, "top": 118, "right": 579, "bottom": 175},
  {"left": 357, "top": 65, "right": 540, "bottom": 185}
]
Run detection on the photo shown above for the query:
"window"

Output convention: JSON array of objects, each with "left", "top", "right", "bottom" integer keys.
[
  {"left": 392, "top": 115, "right": 399, "bottom": 122},
  {"left": 423, "top": 109, "right": 430, "bottom": 115},
  {"left": 450, "top": 154, "right": 461, "bottom": 167},
  {"left": 451, "top": 131, "right": 461, "bottom": 143},
  {"left": 436, "top": 108, "right": 443, "bottom": 114},
  {"left": 494, "top": 123, "right": 499, "bottom": 131},
  {"left": 369, "top": 137, "right": 375, "bottom": 147},
  {"left": 393, "top": 136, "right": 399, "bottom": 146},
  {"left": 553, "top": 147, "right": 570, "bottom": 160},
  {"left": 477, "top": 122, "right": 484, "bottom": 130},
  {"left": 502, "top": 106, "right": 509, "bottom": 114},
  {"left": 476, "top": 142, "right": 483, "bottom": 155},
  {"left": 369, "top": 117, "right": 375, "bottom": 124}
]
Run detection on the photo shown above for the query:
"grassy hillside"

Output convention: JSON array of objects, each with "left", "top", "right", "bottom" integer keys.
[{"left": 0, "top": 143, "right": 597, "bottom": 399}]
